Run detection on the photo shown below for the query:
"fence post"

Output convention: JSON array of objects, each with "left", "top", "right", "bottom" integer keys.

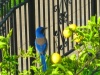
[
  {"left": 28, "top": 0, "right": 35, "bottom": 74},
  {"left": 91, "top": 0, "right": 97, "bottom": 16}
]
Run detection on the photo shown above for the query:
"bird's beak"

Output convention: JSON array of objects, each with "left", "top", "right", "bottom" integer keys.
[
  {"left": 41, "top": 27, "right": 47, "bottom": 33},
  {"left": 44, "top": 27, "right": 47, "bottom": 30}
]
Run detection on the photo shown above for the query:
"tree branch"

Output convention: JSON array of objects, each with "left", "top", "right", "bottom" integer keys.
[{"left": 76, "top": 57, "right": 96, "bottom": 75}]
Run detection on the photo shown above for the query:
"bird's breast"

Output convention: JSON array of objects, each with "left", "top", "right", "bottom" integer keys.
[{"left": 36, "top": 37, "right": 46, "bottom": 45}]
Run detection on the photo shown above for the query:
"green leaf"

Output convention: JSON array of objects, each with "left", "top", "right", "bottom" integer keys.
[
  {"left": 0, "top": 63, "right": 2, "bottom": 67},
  {"left": 0, "top": 36, "right": 5, "bottom": 40},
  {"left": 69, "top": 54, "right": 77, "bottom": 61},
  {"left": 0, "top": 42, "right": 7, "bottom": 49},
  {"left": 81, "top": 68, "right": 91, "bottom": 75},
  {"left": 90, "top": 16, "right": 96, "bottom": 23},
  {"left": 52, "top": 64, "right": 65, "bottom": 71},
  {"left": 87, "top": 49, "right": 96, "bottom": 56},
  {"left": 96, "top": 64, "right": 100, "bottom": 66},
  {"left": 66, "top": 70, "right": 73, "bottom": 75},
  {"left": 27, "top": 46, "right": 34, "bottom": 52},
  {"left": 0, "top": 36, "right": 7, "bottom": 43},
  {"left": 79, "top": 52, "right": 87, "bottom": 62},
  {"left": 30, "top": 66, "right": 38, "bottom": 72},
  {"left": 89, "top": 31, "right": 93, "bottom": 41},
  {"left": 16, "top": 0, "right": 19, "bottom": 5},
  {"left": 51, "top": 67, "right": 59, "bottom": 74},
  {"left": 97, "top": 17, "right": 100, "bottom": 24}
]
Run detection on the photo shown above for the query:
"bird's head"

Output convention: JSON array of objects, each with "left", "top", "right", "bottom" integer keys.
[{"left": 36, "top": 27, "right": 47, "bottom": 38}]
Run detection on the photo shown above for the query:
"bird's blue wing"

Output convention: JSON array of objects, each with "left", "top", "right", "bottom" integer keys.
[{"left": 35, "top": 37, "right": 47, "bottom": 71}]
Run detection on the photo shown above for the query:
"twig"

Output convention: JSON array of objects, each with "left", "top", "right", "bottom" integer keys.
[{"left": 76, "top": 57, "right": 96, "bottom": 75}]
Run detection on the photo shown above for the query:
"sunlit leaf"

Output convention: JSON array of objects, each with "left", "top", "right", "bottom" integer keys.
[
  {"left": 0, "top": 42, "right": 7, "bottom": 49},
  {"left": 90, "top": 16, "right": 96, "bottom": 24},
  {"left": 87, "top": 49, "right": 96, "bottom": 56},
  {"left": 30, "top": 66, "right": 38, "bottom": 72},
  {"left": 0, "top": 36, "right": 5, "bottom": 40},
  {"left": 51, "top": 67, "right": 59, "bottom": 74},
  {"left": 96, "top": 64, "right": 100, "bottom": 66},
  {"left": 66, "top": 70, "right": 73, "bottom": 75},
  {"left": 69, "top": 54, "right": 77, "bottom": 61},
  {"left": 52, "top": 64, "right": 65, "bottom": 71},
  {"left": 79, "top": 52, "right": 87, "bottom": 62},
  {"left": 97, "top": 17, "right": 100, "bottom": 24}
]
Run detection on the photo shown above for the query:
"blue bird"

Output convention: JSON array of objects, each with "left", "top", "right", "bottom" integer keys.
[{"left": 35, "top": 27, "right": 47, "bottom": 72}]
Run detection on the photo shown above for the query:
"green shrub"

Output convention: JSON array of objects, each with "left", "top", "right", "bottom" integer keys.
[{"left": 0, "top": 16, "right": 100, "bottom": 75}]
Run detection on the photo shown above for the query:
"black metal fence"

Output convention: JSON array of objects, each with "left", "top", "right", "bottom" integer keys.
[
  {"left": 0, "top": 0, "right": 99, "bottom": 74},
  {"left": 0, "top": 0, "right": 35, "bottom": 73},
  {"left": 34, "top": 0, "right": 98, "bottom": 56}
]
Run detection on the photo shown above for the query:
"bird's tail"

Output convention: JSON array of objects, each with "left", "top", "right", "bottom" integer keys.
[{"left": 40, "top": 54, "right": 47, "bottom": 72}]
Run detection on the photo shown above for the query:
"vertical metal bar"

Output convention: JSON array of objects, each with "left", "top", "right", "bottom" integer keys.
[
  {"left": 52, "top": 0, "right": 55, "bottom": 52},
  {"left": 0, "top": 0, "right": 3, "bottom": 36},
  {"left": 10, "top": 15, "right": 14, "bottom": 55},
  {"left": 84, "top": 0, "right": 86, "bottom": 25},
  {"left": 19, "top": 0, "right": 23, "bottom": 72},
  {"left": 3, "top": 1, "right": 7, "bottom": 37},
  {"left": 48, "top": 0, "right": 51, "bottom": 55},
  {"left": 6, "top": 19, "right": 10, "bottom": 75},
  {"left": 71, "top": 0, "right": 74, "bottom": 48},
  {"left": 4, "top": 0, "right": 6, "bottom": 17},
  {"left": 91, "top": 0, "right": 97, "bottom": 16},
  {"left": 10, "top": 26, "right": 13, "bottom": 75},
  {"left": 5, "top": 0, "right": 9, "bottom": 36},
  {"left": 28, "top": 0, "right": 35, "bottom": 74},
  {"left": 64, "top": 0, "right": 69, "bottom": 25},
  {"left": 75, "top": 0, "right": 78, "bottom": 46},
  {"left": 75, "top": 0, "right": 77, "bottom": 25},
  {"left": 6, "top": 0, "right": 9, "bottom": 13},
  {"left": 99, "top": 0, "right": 100, "bottom": 16},
  {"left": 38, "top": 0, "right": 40, "bottom": 26},
  {"left": 57, "top": 0, "right": 60, "bottom": 53},
  {"left": 24, "top": 3, "right": 28, "bottom": 70},
  {"left": 62, "top": 0, "right": 65, "bottom": 54},
  {"left": 6, "top": 19, "right": 9, "bottom": 41},
  {"left": 43, "top": 0, "right": 45, "bottom": 27},
  {"left": 91, "top": 0, "right": 97, "bottom": 23},
  {"left": 79, "top": 0, "right": 82, "bottom": 26},
  {"left": 66, "top": 0, "right": 69, "bottom": 51},
  {"left": 9, "top": 15, "right": 14, "bottom": 75},
  {"left": 13, "top": 12, "right": 18, "bottom": 75},
  {"left": 88, "top": 0, "right": 90, "bottom": 19},
  {"left": 96, "top": 0, "right": 97, "bottom": 17},
  {"left": 13, "top": 0, "right": 18, "bottom": 74}
]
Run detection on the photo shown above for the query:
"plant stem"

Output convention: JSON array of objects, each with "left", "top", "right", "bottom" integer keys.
[{"left": 76, "top": 57, "right": 96, "bottom": 75}]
